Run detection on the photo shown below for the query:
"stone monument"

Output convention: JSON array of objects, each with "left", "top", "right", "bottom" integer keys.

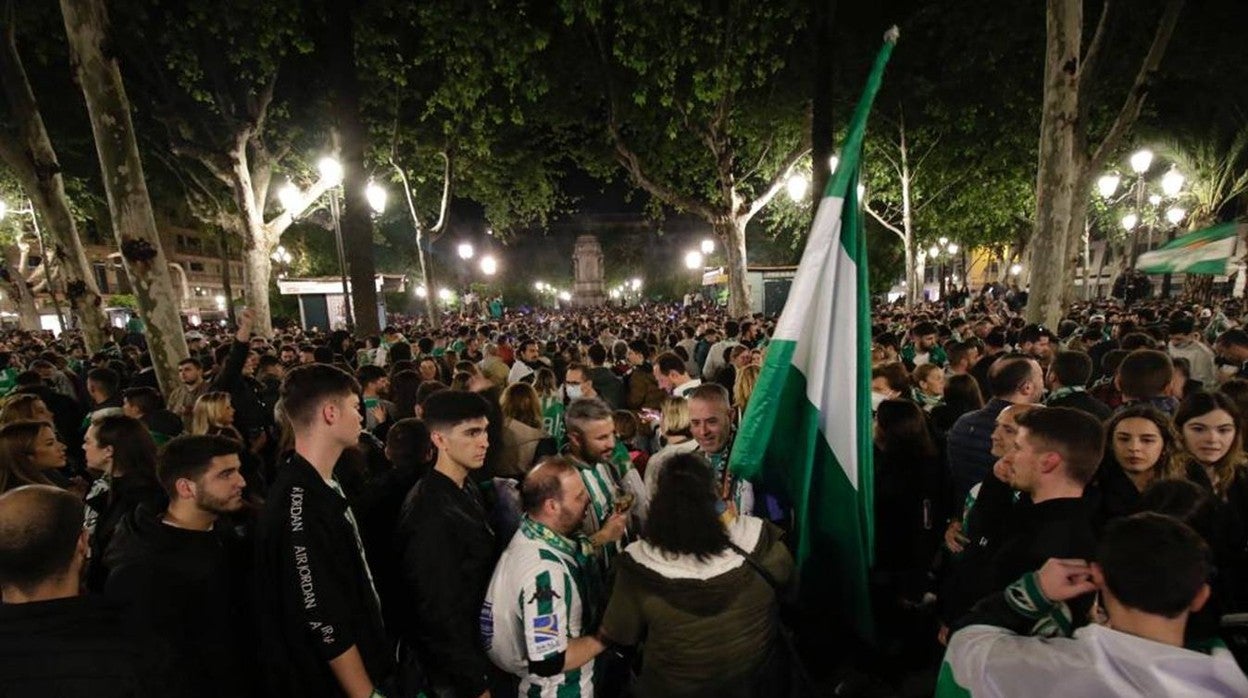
[{"left": 572, "top": 235, "right": 606, "bottom": 307}]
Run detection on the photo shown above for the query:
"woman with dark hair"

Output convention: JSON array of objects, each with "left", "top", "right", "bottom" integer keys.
[
  {"left": 600, "top": 453, "right": 793, "bottom": 697},
  {"left": 81, "top": 414, "right": 164, "bottom": 590},
  {"left": 1088, "top": 405, "right": 1185, "bottom": 528},
  {"left": 872, "top": 399, "right": 944, "bottom": 645},
  {"left": 930, "top": 374, "right": 983, "bottom": 434},
  {"left": 1175, "top": 390, "right": 1248, "bottom": 612},
  {"left": 0, "top": 420, "right": 66, "bottom": 493}
]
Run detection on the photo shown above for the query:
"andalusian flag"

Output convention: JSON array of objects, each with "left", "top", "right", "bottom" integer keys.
[
  {"left": 1136, "top": 222, "right": 1243, "bottom": 275},
  {"left": 730, "top": 27, "right": 897, "bottom": 641}
]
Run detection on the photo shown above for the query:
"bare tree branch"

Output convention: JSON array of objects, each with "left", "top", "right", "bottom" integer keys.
[
  {"left": 745, "top": 141, "right": 811, "bottom": 220},
  {"left": 866, "top": 202, "right": 905, "bottom": 240}
]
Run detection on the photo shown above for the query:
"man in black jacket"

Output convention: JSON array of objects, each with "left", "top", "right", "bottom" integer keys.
[
  {"left": 396, "top": 390, "right": 498, "bottom": 697},
  {"left": 255, "top": 364, "right": 394, "bottom": 698},
  {"left": 104, "top": 434, "right": 254, "bottom": 697},
  {"left": 0, "top": 485, "right": 175, "bottom": 698},
  {"left": 211, "top": 309, "right": 272, "bottom": 449},
  {"left": 942, "top": 407, "right": 1101, "bottom": 628}
]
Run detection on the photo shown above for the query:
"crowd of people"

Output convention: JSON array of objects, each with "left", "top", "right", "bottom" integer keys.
[{"left": 1, "top": 290, "right": 1248, "bottom": 697}]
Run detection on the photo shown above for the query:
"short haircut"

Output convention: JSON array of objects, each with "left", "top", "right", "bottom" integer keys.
[
  {"left": 912, "top": 321, "right": 937, "bottom": 337},
  {"left": 872, "top": 362, "right": 910, "bottom": 394},
  {"left": 385, "top": 418, "right": 434, "bottom": 472},
  {"left": 178, "top": 357, "right": 203, "bottom": 370},
  {"left": 1120, "top": 332, "right": 1157, "bottom": 351},
  {"left": 1051, "top": 351, "right": 1093, "bottom": 388},
  {"left": 988, "top": 356, "right": 1037, "bottom": 398},
  {"left": 688, "top": 383, "right": 731, "bottom": 411},
  {"left": 421, "top": 390, "right": 491, "bottom": 433},
  {"left": 157, "top": 434, "right": 243, "bottom": 499},
  {"left": 564, "top": 397, "right": 613, "bottom": 436},
  {"left": 1169, "top": 317, "right": 1196, "bottom": 335},
  {"left": 280, "top": 364, "right": 361, "bottom": 427},
  {"left": 86, "top": 367, "right": 120, "bottom": 396},
  {"left": 312, "top": 346, "right": 335, "bottom": 364},
  {"left": 356, "top": 364, "right": 388, "bottom": 387},
  {"left": 654, "top": 352, "right": 686, "bottom": 376},
  {"left": 1014, "top": 406, "right": 1104, "bottom": 485},
  {"left": 1097, "top": 513, "right": 1211, "bottom": 618},
  {"left": 122, "top": 386, "right": 164, "bottom": 415},
  {"left": 520, "top": 456, "right": 579, "bottom": 515},
  {"left": 627, "top": 340, "right": 650, "bottom": 357},
  {"left": 0, "top": 485, "right": 85, "bottom": 592},
  {"left": 947, "top": 341, "right": 975, "bottom": 367},
  {"left": 587, "top": 344, "right": 608, "bottom": 365},
  {"left": 1118, "top": 349, "right": 1173, "bottom": 399},
  {"left": 1217, "top": 328, "right": 1248, "bottom": 349}
]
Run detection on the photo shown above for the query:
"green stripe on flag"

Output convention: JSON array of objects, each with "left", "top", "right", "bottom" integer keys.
[
  {"left": 1136, "top": 222, "right": 1241, "bottom": 275},
  {"left": 730, "top": 27, "right": 897, "bottom": 644}
]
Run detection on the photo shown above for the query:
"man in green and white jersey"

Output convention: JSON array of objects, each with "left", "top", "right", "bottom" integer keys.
[
  {"left": 562, "top": 398, "right": 635, "bottom": 571},
  {"left": 482, "top": 457, "right": 619, "bottom": 697}
]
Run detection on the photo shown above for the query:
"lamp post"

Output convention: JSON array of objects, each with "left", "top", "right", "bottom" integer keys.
[
  {"left": 1096, "top": 149, "right": 1188, "bottom": 298},
  {"left": 924, "top": 237, "right": 960, "bottom": 305}
]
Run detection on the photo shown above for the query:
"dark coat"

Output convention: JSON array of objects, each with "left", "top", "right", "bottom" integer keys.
[
  {"left": 1047, "top": 389, "right": 1112, "bottom": 422},
  {"left": 85, "top": 476, "right": 166, "bottom": 592}
]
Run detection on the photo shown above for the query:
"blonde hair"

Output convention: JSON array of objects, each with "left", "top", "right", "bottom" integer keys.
[
  {"left": 734, "top": 364, "right": 761, "bottom": 411},
  {"left": 190, "top": 392, "right": 233, "bottom": 436},
  {"left": 660, "top": 396, "right": 692, "bottom": 438},
  {"left": 501, "top": 382, "right": 543, "bottom": 429}
]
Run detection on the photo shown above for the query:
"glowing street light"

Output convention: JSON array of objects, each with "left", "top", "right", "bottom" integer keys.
[
  {"left": 1148, "top": 193, "right": 1162, "bottom": 206},
  {"left": 1161, "top": 167, "right": 1185, "bottom": 197},
  {"left": 947, "top": 243, "right": 959, "bottom": 255},
  {"left": 438, "top": 288, "right": 452, "bottom": 301},
  {"left": 534, "top": 281, "right": 545, "bottom": 291},
  {"left": 1121, "top": 213, "right": 1139, "bottom": 231},
  {"left": 1009, "top": 264, "right": 1023, "bottom": 276},
  {"left": 701, "top": 238, "right": 715, "bottom": 255},
  {"left": 480, "top": 255, "right": 497, "bottom": 275},
  {"left": 365, "top": 181, "right": 387, "bottom": 214},
  {"left": 215, "top": 294, "right": 226, "bottom": 310},
  {"left": 630, "top": 277, "right": 641, "bottom": 290},
  {"left": 684, "top": 250, "right": 704, "bottom": 270},
  {"left": 278, "top": 183, "right": 301, "bottom": 212},
  {"left": 1129, "top": 149, "right": 1153, "bottom": 175},
  {"left": 415, "top": 285, "right": 428, "bottom": 298},
  {"left": 928, "top": 245, "right": 940, "bottom": 258},
  {"left": 786, "top": 173, "right": 809, "bottom": 202},
  {"left": 317, "top": 156, "right": 344, "bottom": 186},
  {"left": 558, "top": 291, "right": 571, "bottom": 302},
  {"left": 457, "top": 242, "right": 474, "bottom": 260},
  {"left": 1166, "top": 207, "right": 1187, "bottom": 225},
  {"left": 270, "top": 245, "right": 292, "bottom": 264},
  {"left": 1097, "top": 173, "right": 1120, "bottom": 198}
]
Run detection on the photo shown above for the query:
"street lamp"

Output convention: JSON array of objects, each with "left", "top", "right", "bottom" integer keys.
[
  {"left": 630, "top": 277, "right": 641, "bottom": 291},
  {"left": 278, "top": 183, "right": 301, "bottom": 212},
  {"left": 786, "top": 172, "right": 809, "bottom": 202},
  {"left": 457, "top": 243, "right": 474, "bottom": 260},
  {"left": 558, "top": 291, "right": 571, "bottom": 302},
  {"left": 414, "top": 285, "right": 427, "bottom": 298},
  {"left": 438, "top": 288, "right": 452, "bottom": 301},
  {"left": 1166, "top": 207, "right": 1187, "bottom": 226},
  {"left": 1010, "top": 264, "right": 1023, "bottom": 276},
  {"left": 1161, "top": 167, "right": 1185, "bottom": 197},
  {"left": 1097, "top": 173, "right": 1121, "bottom": 198},
  {"left": 927, "top": 237, "right": 961, "bottom": 304},
  {"left": 1129, "top": 149, "right": 1153, "bottom": 175},
  {"left": 701, "top": 238, "right": 715, "bottom": 255},
  {"left": 480, "top": 255, "right": 497, "bottom": 276},
  {"left": 365, "top": 181, "right": 387, "bottom": 214},
  {"left": 317, "top": 156, "right": 344, "bottom": 186},
  {"left": 685, "top": 250, "right": 704, "bottom": 270},
  {"left": 1121, "top": 213, "right": 1139, "bottom": 231}
]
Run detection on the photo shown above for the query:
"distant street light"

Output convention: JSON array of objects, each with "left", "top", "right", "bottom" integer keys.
[
  {"left": 701, "top": 238, "right": 715, "bottom": 255},
  {"left": 684, "top": 250, "right": 704, "bottom": 270},
  {"left": 438, "top": 288, "right": 452, "bottom": 301},
  {"left": 1129, "top": 149, "right": 1153, "bottom": 175},
  {"left": 534, "top": 281, "right": 545, "bottom": 291},
  {"left": 1010, "top": 264, "right": 1023, "bottom": 276},
  {"left": 1166, "top": 207, "right": 1187, "bottom": 225},
  {"left": 786, "top": 173, "right": 809, "bottom": 202},
  {"left": 1121, "top": 213, "right": 1139, "bottom": 231},
  {"left": 630, "top": 277, "right": 641, "bottom": 290},
  {"left": 1161, "top": 167, "right": 1185, "bottom": 197},
  {"left": 365, "top": 181, "right": 387, "bottom": 214},
  {"left": 457, "top": 243, "right": 474, "bottom": 260},
  {"left": 318, "top": 156, "right": 344, "bottom": 186},
  {"left": 278, "top": 183, "right": 301, "bottom": 212},
  {"left": 480, "top": 255, "right": 497, "bottom": 275},
  {"left": 415, "top": 286, "right": 427, "bottom": 298},
  {"left": 558, "top": 291, "right": 571, "bottom": 302},
  {"left": 1097, "top": 173, "right": 1121, "bottom": 198}
]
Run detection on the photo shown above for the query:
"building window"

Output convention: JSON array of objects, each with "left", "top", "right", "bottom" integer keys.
[
  {"left": 93, "top": 262, "right": 109, "bottom": 294},
  {"left": 189, "top": 262, "right": 205, "bottom": 272}
]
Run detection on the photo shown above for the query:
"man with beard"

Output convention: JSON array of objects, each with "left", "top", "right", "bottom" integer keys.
[
  {"left": 104, "top": 434, "right": 255, "bottom": 697},
  {"left": 168, "top": 357, "right": 209, "bottom": 421},
  {"left": 509, "top": 339, "right": 543, "bottom": 385},
  {"left": 562, "top": 399, "right": 633, "bottom": 571},
  {"left": 357, "top": 365, "right": 395, "bottom": 431},
  {"left": 482, "top": 457, "right": 611, "bottom": 697}
]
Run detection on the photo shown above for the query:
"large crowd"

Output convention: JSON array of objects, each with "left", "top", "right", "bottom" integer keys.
[{"left": 1, "top": 291, "right": 1248, "bottom": 697}]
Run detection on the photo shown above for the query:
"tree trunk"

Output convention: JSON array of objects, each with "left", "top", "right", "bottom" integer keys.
[
  {"left": 323, "top": 1, "right": 379, "bottom": 336},
  {"left": 227, "top": 144, "right": 278, "bottom": 337},
  {"left": 242, "top": 241, "right": 275, "bottom": 329},
  {"left": 0, "top": 18, "right": 107, "bottom": 351},
  {"left": 1060, "top": 161, "right": 1093, "bottom": 304},
  {"left": 718, "top": 217, "right": 751, "bottom": 317},
  {"left": 1025, "top": 0, "right": 1081, "bottom": 328},
  {"left": 3, "top": 247, "right": 40, "bottom": 330},
  {"left": 60, "top": 0, "right": 188, "bottom": 394}
]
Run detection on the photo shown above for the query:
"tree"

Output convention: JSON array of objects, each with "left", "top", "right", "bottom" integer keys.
[
  {"left": 59, "top": 0, "right": 187, "bottom": 393},
  {"left": 0, "top": 7, "right": 108, "bottom": 349},
  {"left": 561, "top": 0, "right": 811, "bottom": 317},
  {"left": 1027, "top": 0, "right": 1184, "bottom": 326}
]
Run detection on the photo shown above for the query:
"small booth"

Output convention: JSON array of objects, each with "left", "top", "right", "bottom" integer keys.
[
  {"left": 701, "top": 265, "right": 798, "bottom": 316},
  {"left": 277, "top": 274, "right": 407, "bottom": 330}
]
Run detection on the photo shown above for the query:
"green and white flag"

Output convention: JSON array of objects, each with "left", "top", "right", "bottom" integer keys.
[
  {"left": 1136, "top": 222, "right": 1243, "bottom": 275},
  {"left": 729, "top": 27, "right": 897, "bottom": 641}
]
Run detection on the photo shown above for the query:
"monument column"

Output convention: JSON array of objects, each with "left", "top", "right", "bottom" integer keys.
[{"left": 572, "top": 235, "right": 606, "bottom": 307}]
